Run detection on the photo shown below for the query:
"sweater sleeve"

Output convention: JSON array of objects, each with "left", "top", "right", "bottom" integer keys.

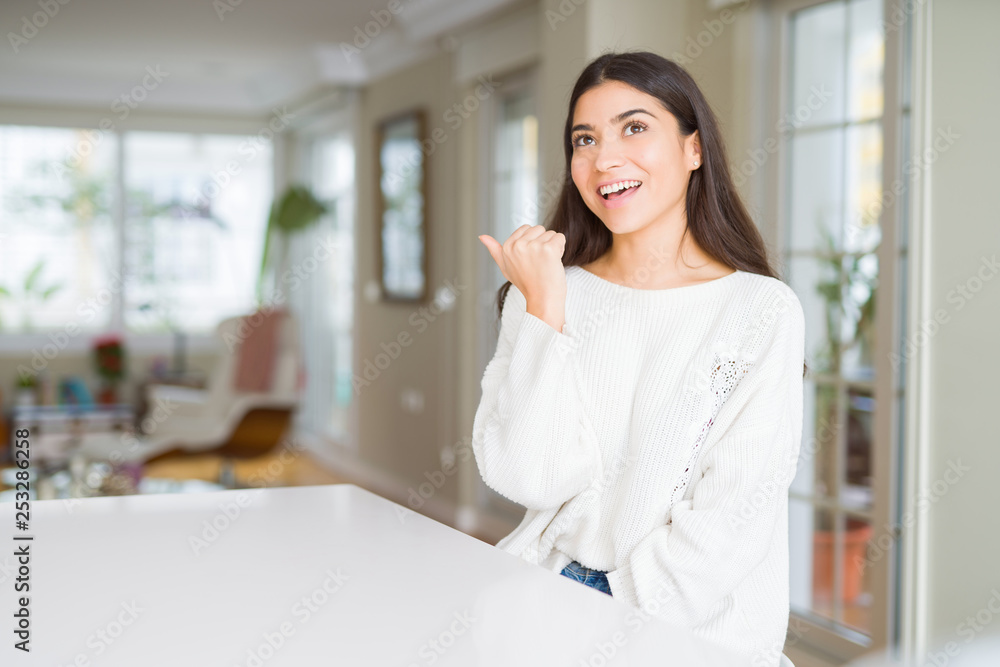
[
  {"left": 605, "top": 286, "right": 805, "bottom": 628},
  {"left": 471, "top": 283, "right": 603, "bottom": 511}
]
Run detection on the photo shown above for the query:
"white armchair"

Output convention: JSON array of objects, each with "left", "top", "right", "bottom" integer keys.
[{"left": 81, "top": 310, "right": 303, "bottom": 478}]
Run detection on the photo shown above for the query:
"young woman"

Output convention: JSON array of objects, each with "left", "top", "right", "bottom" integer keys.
[{"left": 473, "top": 51, "right": 806, "bottom": 667}]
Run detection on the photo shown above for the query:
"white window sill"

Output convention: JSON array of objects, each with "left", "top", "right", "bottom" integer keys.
[{"left": 0, "top": 332, "right": 219, "bottom": 356}]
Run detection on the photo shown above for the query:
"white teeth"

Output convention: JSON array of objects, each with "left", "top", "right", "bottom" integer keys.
[{"left": 599, "top": 180, "right": 641, "bottom": 196}]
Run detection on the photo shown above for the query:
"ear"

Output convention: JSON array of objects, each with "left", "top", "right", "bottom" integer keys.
[{"left": 690, "top": 129, "right": 701, "bottom": 164}]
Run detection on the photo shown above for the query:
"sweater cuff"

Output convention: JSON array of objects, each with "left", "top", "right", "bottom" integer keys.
[
  {"left": 604, "top": 565, "right": 639, "bottom": 607},
  {"left": 517, "top": 310, "right": 580, "bottom": 358}
]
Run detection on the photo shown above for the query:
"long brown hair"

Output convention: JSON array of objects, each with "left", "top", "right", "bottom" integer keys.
[{"left": 493, "top": 50, "right": 807, "bottom": 377}]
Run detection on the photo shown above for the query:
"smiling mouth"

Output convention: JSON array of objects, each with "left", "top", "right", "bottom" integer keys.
[{"left": 599, "top": 181, "right": 642, "bottom": 200}]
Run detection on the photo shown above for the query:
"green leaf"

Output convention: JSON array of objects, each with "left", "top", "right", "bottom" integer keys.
[
  {"left": 256, "top": 185, "right": 328, "bottom": 301},
  {"left": 23, "top": 260, "right": 44, "bottom": 293},
  {"left": 40, "top": 283, "right": 63, "bottom": 300}
]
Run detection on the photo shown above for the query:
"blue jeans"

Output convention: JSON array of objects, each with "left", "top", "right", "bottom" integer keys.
[{"left": 559, "top": 560, "right": 613, "bottom": 597}]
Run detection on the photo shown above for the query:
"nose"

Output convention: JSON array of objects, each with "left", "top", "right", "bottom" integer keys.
[{"left": 594, "top": 138, "right": 625, "bottom": 173}]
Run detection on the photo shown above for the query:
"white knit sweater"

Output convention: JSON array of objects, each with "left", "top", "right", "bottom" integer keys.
[{"left": 472, "top": 264, "right": 805, "bottom": 667}]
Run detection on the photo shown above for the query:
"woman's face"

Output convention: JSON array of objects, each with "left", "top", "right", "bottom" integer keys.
[{"left": 570, "top": 80, "right": 700, "bottom": 235}]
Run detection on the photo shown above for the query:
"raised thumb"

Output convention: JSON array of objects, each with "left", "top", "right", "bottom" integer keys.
[{"left": 479, "top": 235, "right": 502, "bottom": 268}]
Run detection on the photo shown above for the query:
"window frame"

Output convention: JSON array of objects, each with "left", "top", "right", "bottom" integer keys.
[{"left": 764, "top": 0, "right": 911, "bottom": 661}]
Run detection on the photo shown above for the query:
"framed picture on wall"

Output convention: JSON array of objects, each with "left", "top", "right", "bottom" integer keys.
[{"left": 375, "top": 108, "right": 428, "bottom": 302}]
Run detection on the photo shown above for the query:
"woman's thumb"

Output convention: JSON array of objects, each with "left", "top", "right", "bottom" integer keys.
[{"left": 479, "top": 235, "right": 501, "bottom": 264}]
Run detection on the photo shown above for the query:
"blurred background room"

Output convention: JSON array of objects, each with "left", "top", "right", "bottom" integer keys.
[{"left": 0, "top": 1, "right": 997, "bottom": 665}]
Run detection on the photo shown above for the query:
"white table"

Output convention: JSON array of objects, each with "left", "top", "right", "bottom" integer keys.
[{"left": 0, "top": 484, "right": 751, "bottom": 666}]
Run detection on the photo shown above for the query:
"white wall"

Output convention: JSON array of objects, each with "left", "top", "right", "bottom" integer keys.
[{"left": 920, "top": 0, "right": 1000, "bottom": 656}]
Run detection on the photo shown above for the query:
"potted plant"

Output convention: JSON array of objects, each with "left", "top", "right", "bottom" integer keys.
[
  {"left": 15, "top": 374, "right": 37, "bottom": 407},
  {"left": 93, "top": 334, "right": 126, "bottom": 405},
  {"left": 255, "top": 185, "right": 329, "bottom": 304}
]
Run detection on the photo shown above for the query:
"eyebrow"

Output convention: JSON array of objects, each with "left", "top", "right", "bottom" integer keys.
[{"left": 571, "top": 108, "right": 656, "bottom": 134}]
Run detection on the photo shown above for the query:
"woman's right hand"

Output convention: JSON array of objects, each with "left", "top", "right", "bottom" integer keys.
[{"left": 479, "top": 225, "right": 567, "bottom": 330}]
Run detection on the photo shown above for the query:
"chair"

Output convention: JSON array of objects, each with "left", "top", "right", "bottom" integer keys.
[{"left": 80, "top": 310, "right": 303, "bottom": 486}]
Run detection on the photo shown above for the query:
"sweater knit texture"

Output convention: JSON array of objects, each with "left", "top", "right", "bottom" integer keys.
[{"left": 471, "top": 264, "right": 805, "bottom": 667}]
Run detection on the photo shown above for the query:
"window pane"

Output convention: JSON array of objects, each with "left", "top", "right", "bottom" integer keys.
[
  {"left": 845, "top": 122, "right": 883, "bottom": 254},
  {"left": 495, "top": 91, "right": 539, "bottom": 239},
  {"left": 792, "top": 380, "right": 841, "bottom": 504},
  {"left": 841, "top": 388, "right": 874, "bottom": 511},
  {"left": 311, "top": 135, "right": 355, "bottom": 439},
  {"left": 123, "top": 132, "right": 272, "bottom": 333},
  {"left": 841, "top": 515, "right": 874, "bottom": 631},
  {"left": 848, "top": 0, "right": 884, "bottom": 121},
  {"left": 790, "top": 1, "right": 847, "bottom": 127},
  {"left": 789, "top": 254, "right": 842, "bottom": 375},
  {"left": 841, "top": 252, "right": 878, "bottom": 381},
  {"left": 795, "top": 510, "right": 875, "bottom": 627},
  {"left": 788, "top": 128, "right": 845, "bottom": 253},
  {"left": 379, "top": 118, "right": 425, "bottom": 300},
  {"left": 790, "top": 500, "right": 837, "bottom": 623},
  {"left": 0, "top": 126, "right": 117, "bottom": 332}
]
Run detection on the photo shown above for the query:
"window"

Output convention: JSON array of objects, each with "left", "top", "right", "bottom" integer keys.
[
  {"left": 774, "top": 0, "right": 912, "bottom": 659},
  {"left": 290, "top": 131, "right": 356, "bottom": 443},
  {"left": 0, "top": 126, "right": 118, "bottom": 332},
  {"left": 123, "top": 132, "right": 272, "bottom": 333},
  {"left": 476, "top": 66, "right": 540, "bottom": 520},
  {"left": 0, "top": 124, "right": 273, "bottom": 338}
]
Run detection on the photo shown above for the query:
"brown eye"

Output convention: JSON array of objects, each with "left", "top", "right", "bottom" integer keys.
[{"left": 624, "top": 122, "right": 647, "bottom": 136}]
